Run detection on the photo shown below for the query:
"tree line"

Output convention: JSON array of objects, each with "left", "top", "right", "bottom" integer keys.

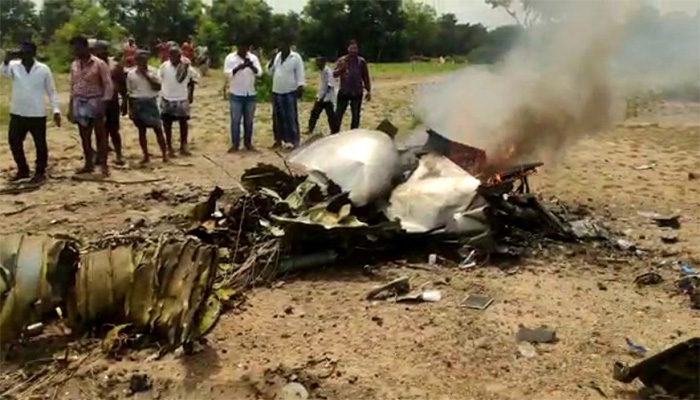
[{"left": 1, "top": 0, "right": 523, "bottom": 69}]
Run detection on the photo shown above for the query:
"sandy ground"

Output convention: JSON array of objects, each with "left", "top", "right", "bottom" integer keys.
[{"left": 0, "top": 71, "right": 699, "bottom": 400}]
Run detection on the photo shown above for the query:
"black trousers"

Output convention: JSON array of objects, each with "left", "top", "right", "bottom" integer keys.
[
  {"left": 8, "top": 114, "right": 48, "bottom": 175},
  {"left": 308, "top": 100, "right": 339, "bottom": 133},
  {"left": 336, "top": 92, "right": 363, "bottom": 130}
]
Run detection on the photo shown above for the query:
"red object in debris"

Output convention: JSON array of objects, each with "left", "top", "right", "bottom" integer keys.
[{"left": 426, "top": 129, "right": 487, "bottom": 175}]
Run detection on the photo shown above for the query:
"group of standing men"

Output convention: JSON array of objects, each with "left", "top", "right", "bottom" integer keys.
[
  {"left": 1, "top": 36, "right": 199, "bottom": 181},
  {"left": 1, "top": 35, "right": 372, "bottom": 183},
  {"left": 224, "top": 38, "right": 372, "bottom": 151}
]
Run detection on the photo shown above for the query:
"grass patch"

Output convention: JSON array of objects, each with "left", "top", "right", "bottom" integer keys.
[{"left": 369, "top": 62, "right": 461, "bottom": 78}]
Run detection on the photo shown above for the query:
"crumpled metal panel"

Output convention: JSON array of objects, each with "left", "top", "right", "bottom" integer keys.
[
  {"left": 288, "top": 129, "right": 400, "bottom": 207},
  {"left": 385, "top": 154, "right": 490, "bottom": 234},
  {"left": 67, "top": 237, "right": 218, "bottom": 349},
  {"left": 0, "top": 234, "right": 78, "bottom": 345}
]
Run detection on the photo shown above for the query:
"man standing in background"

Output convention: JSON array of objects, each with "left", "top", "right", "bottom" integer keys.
[
  {"left": 92, "top": 41, "right": 127, "bottom": 165},
  {"left": 181, "top": 36, "right": 195, "bottom": 63},
  {"left": 159, "top": 45, "right": 199, "bottom": 156},
  {"left": 223, "top": 42, "right": 262, "bottom": 152},
  {"left": 123, "top": 36, "right": 137, "bottom": 68},
  {"left": 127, "top": 50, "right": 168, "bottom": 164},
  {"left": 1, "top": 41, "right": 61, "bottom": 183},
  {"left": 308, "top": 56, "right": 338, "bottom": 135},
  {"left": 334, "top": 40, "right": 371, "bottom": 130},
  {"left": 68, "top": 35, "right": 113, "bottom": 177},
  {"left": 268, "top": 34, "right": 305, "bottom": 148},
  {"left": 156, "top": 38, "right": 171, "bottom": 63}
]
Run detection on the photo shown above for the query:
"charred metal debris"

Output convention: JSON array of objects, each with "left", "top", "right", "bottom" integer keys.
[{"left": 0, "top": 126, "right": 630, "bottom": 352}]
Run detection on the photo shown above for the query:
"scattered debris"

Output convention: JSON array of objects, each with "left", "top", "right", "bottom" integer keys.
[
  {"left": 428, "top": 254, "right": 438, "bottom": 265},
  {"left": 370, "top": 316, "right": 384, "bottom": 327},
  {"left": 681, "top": 265, "right": 697, "bottom": 275},
  {"left": 516, "top": 326, "right": 557, "bottom": 344},
  {"left": 632, "top": 163, "right": 656, "bottom": 171},
  {"left": 366, "top": 277, "right": 410, "bottom": 300},
  {"left": 659, "top": 228, "right": 679, "bottom": 243},
  {"left": 375, "top": 119, "right": 399, "bottom": 138},
  {"left": 278, "top": 382, "right": 310, "bottom": 400},
  {"left": 461, "top": 294, "right": 494, "bottom": 310},
  {"left": 578, "top": 381, "right": 608, "bottom": 398},
  {"left": 614, "top": 337, "right": 699, "bottom": 399},
  {"left": 0, "top": 234, "right": 79, "bottom": 345},
  {"left": 625, "top": 338, "right": 648, "bottom": 357},
  {"left": 128, "top": 373, "right": 152, "bottom": 394},
  {"left": 396, "top": 290, "right": 442, "bottom": 303},
  {"left": 517, "top": 341, "right": 537, "bottom": 358},
  {"left": 688, "top": 172, "right": 697, "bottom": 180},
  {"left": 597, "top": 282, "right": 608, "bottom": 291},
  {"left": 637, "top": 211, "right": 681, "bottom": 229},
  {"left": 615, "top": 239, "right": 636, "bottom": 251},
  {"left": 634, "top": 272, "right": 663, "bottom": 287}
]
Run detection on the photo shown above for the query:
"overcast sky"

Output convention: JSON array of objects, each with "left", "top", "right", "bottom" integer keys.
[{"left": 29, "top": 0, "right": 700, "bottom": 28}]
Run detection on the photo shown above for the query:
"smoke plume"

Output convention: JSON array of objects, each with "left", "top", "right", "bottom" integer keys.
[{"left": 414, "top": 0, "right": 698, "bottom": 169}]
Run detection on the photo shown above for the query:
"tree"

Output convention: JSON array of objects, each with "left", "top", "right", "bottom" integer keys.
[
  {"left": 210, "top": 0, "right": 272, "bottom": 50},
  {"left": 47, "top": 0, "right": 125, "bottom": 70},
  {"left": 485, "top": 0, "right": 566, "bottom": 28},
  {"left": 403, "top": 0, "right": 438, "bottom": 57},
  {"left": 39, "top": 0, "right": 73, "bottom": 43},
  {"left": 0, "top": 0, "right": 39, "bottom": 47}
]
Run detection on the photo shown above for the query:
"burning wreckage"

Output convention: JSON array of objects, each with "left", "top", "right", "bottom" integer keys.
[{"left": 1, "top": 127, "right": 698, "bottom": 394}]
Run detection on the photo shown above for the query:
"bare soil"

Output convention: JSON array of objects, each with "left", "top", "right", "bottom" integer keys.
[{"left": 0, "top": 72, "right": 698, "bottom": 400}]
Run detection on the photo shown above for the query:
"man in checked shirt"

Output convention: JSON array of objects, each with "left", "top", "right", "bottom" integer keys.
[{"left": 67, "top": 35, "right": 114, "bottom": 177}]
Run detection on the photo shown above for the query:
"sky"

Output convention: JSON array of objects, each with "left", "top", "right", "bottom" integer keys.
[{"left": 29, "top": 0, "right": 700, "bottom": 28}]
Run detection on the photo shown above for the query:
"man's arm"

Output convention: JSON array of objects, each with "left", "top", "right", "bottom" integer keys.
[
  {"left": 266, "top": 54, "right": 276, "bottom": 75},
  {"left": 362, "top": 59, "right": 371, "bottom": 94},
  {"left": 44, "top": 68, "right": 60, "bottom": 115},
  {"left": 249, "top": 55, "right": 262, "bottom": 76},
  {"left": 1, "top": 58, "right": 14, "bottom": 78},
  {"left": 223, "top": 54, "right": 235, "bottom": 75},
  {"left": 99, "top": 61, "right": 114, "bottom": 101},
  {"left": 332, "top": 56, "right": 346, "bottom": 78}
]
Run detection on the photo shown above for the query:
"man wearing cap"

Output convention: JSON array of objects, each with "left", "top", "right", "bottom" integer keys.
[{"left": 1, "top": 41, "right": 61, "bottom": 183}]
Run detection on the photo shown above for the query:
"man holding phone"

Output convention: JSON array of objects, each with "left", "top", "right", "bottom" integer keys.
[
  {"left": 223, "top": 42, "right": 262, "bottom": 152},
  {"left": 1, "top": 41, "right": 61, "bottom": 183}
]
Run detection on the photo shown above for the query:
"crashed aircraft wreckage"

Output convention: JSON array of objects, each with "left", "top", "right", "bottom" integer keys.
[{"left": 0, "top": 126, "right": 629, "bottom": 351}]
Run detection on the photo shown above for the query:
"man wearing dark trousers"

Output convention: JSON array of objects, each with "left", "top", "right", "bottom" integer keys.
[
  {"left": 334, "top": 40, "right": 371, "bottom": 130},
  {"left": 308, "top": 56, "right": 338, "bottom": 134},
  {"left": 1, "top": 41, "right": 61, "bottom": 183}
]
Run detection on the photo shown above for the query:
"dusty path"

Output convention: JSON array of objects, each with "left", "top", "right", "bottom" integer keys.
[{"left": 0, "top": 71, "right": 699, "bottom": 400}]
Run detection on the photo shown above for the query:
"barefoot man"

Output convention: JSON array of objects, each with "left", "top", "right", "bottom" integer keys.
[
  {"left": 1, "top": 41, "right": 61, "bottom": 183},
  {"left": 92, "top": 40, "right": 127, "bottom": 165},
  {"left": 68, "top": 35, "right": 113, "bottom": 177},
  {"left": 127, "top": 50, "right": 168, "bottom": 164},
  {"left": 159, "top": 45, "right": 199, "bottom": 156}
]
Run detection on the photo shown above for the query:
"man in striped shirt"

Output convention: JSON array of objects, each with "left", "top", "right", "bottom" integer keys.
[{"left": 68, "top": 35, "right": 113, "bottom": 177}]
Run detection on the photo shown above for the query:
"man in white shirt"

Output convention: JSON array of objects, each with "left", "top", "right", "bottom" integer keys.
[
  {"left": 223, "top": 43, "right": 262, "bottom": 152},
  {"left": 268, "top": 35, "right": 305, "bottom": 148},
  {"left": 1, "top": 41, "right": 61, "bottom": 183},
  {"left": 127, "top": 50, "right": 168, "bottom": 164},
  {"left": 307, "top": 56, "right": 338, "bottom": 135},
  {"left": 159, "top": 46, "right": 199, "bottom": 156}
]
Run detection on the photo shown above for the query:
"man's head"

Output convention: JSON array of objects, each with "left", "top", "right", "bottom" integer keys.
[
  {"left": 186, "top": 35, "right": 193, "bottom": 44},
  {"left": 136, "top": 50, "right": 149, "bottom": 69},
  {"left": 128, "top": 36, "right": 135, "bottom": 46},
  {"left": 315, "top": 56, "right": 326, "bottom": 70},
  {"left": 70, "top": 35, "right": 91, "bottom": 59},
  {"left": 92, "top": 40, "right": 109, "bottom": 62},
  {"left": 236, "top": 43, "right": 249, "bottom": 57},
  {"left": 169, "top": 45, "right": 181, "bottom": 64},
  {"left": 348, "top": 39, "right": 359, "bottom": 57},
  {"left": 279, "top": 31, "right": 295, "bottom": 52},
  {"left": 19, "top": 41, "right": 37, "bottom": 63}
]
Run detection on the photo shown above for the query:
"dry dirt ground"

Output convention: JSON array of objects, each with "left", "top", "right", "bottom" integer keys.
[{"left": 0, "top": 70, "right": 699, "bottom": 400}]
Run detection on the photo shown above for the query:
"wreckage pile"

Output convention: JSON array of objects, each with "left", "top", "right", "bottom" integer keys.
[
  {"left": 191, "top": 127, "right": 624, "bottom": 291},
  {"left": 0, "top": 127, "right": 671, "bottom": 353}
]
